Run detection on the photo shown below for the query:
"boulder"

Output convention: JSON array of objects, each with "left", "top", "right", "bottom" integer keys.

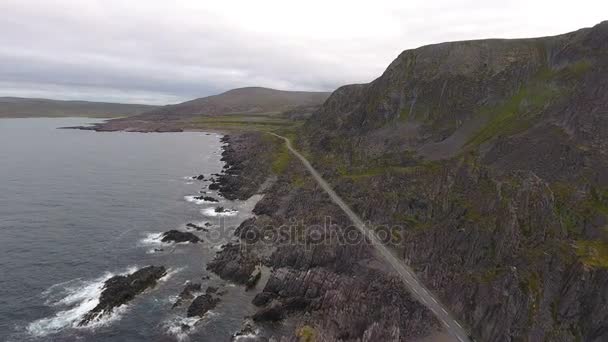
[
  {"left": 79, "top": 266, "right": 166, "bottom": 325},
  {"left": 193, "top": 195, "right": 219, "bottom": 202},
  {"left": 161, "top": 230, "right": 200, "bottom": 243},
  {"left": 187, "top": 294, "right": 220, "bottom": 317},
  {"left": 245, "top": 268, "right": 262, "bottom": 290},
  {"left": 186, "top": 223, "right": 208, "bottom": 232},
  {"left": 172, "top": 282, "right": 202, "bottom": 308}
]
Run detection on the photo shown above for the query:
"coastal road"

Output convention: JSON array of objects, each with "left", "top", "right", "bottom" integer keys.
[{"left": 269, "top": 133, "right": 472, "bottom": 342}]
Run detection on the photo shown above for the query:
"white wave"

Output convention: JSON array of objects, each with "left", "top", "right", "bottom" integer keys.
[
  {"left": 160, "top": 267, "right": 183, "bottom": 283},
  {"left": 234, "top": 331, "right": 262, "bottom": 342},
  {"left": 164, "top": 316, "right": 201, "bottom": 341},
  {"left": 26, "top": 267, "right": 139, "bottom": 337},
  {"left": 201, "top": 207, "right": 238, "bottom": 217},
  {"left": 138, "top": 232, "right": 165, "bottom": 246}
]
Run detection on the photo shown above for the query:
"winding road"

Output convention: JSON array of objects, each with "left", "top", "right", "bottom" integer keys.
[{"left": 270, "top": 133, "right": 472, "bottom": 342}]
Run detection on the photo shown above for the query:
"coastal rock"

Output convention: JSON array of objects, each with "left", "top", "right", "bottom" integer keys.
[
  {"left": 214, "top": 206, "right": 237, "bottom": 214},
  {"left": 186, "top": 223, "right": 208, "bottom": 231},
  {"left": 215, "top": 133, "right": 277, "bottom": 200},
  {"left": 245, "top": 267, "right": 262, "bottom": 290},
  {"left": 79, "top": 266, "right": 166, "bottom": 325},
  {"left": 207, "top": 243, "right": 257, "bottom": 284},
  {"left": 192, "top": 174, "right": 206, "bottom": 181},
  {"left": 187, "top": 294, "right": 220, "bottom": 317},
  {"left": 172, "top": 282, "right": 202, "bottom": 308},
  {"left": 194, "top": 195, "right": 219, "bottom": 202},
  {"left": 231, "top": 320, "right": 268, "bottom": 342},
  {"left": 252, "top": 292, "right": 274, "bottom": 307},
  {"left": 205, "top": 286, "right": 219, "bottom": 294},
  {"left": 252, "top": 297, "right": 310, "bottom": 322},
  {"left": 161, "top": 230, "right": 201, "bottom": 244}
]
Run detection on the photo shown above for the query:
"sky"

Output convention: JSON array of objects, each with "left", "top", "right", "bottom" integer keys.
[{"left": 1, "top": 0, "right": 606, "bottom": 105}]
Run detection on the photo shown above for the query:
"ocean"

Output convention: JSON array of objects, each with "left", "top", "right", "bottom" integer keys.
[{"left": 0, "top": 118, "right": 263, "bottom": 341}]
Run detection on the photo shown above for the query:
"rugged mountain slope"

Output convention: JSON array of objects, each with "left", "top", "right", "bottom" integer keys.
[
  {"left": 141, "top": 87, "right": 330, "bottom": 118},
  {"left": 0, "top": 97, "right": 157, "bottom": 118},
  {"left": 293, "top": 21, "right": 608, "bottom": 341},
  {"left": 88, "top": 87, "right": 330, "bottom": 131}
]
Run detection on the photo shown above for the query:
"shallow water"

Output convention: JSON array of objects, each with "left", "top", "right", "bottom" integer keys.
[{"left": 0, "top": 118, "right": 263, "bottom": 341}]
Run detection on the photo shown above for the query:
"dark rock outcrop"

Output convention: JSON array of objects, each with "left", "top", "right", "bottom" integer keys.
[
  {"left": 161, "top": 230, "right": 201, "bottom": 244},
  {"left": 187, "top": 294, "right": 220, "bottom": 317},
  {"left": 173, "top": 282, "right": 202, "bottom": 308},
  {"left": 79, "top": 266, "right": 166, "bottom": 325},
  {"left": 231, "top": 320, "right": 268, "bottom": 342},
  {"left": 207, "top": 243, "right": 258, "bottom": 284},
  {"left": 245, "top": 267, "right": 262, "bottom": 290},
  {"left": 186, "top": 223, "right": 208, "bottom": 232},
  {"left": 193, "top": 195, "right": 219, "bottom": 202}
]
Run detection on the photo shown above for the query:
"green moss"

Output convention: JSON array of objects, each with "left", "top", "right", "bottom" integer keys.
[
  {"left": 575, "top": 240, "right": 608, "bottom": 268},
  {"left": 399, "top": 107, "right": 410, "bottom": 122},
  {"left": 467, "top": 67, "right": 562, "bottom": 147},
  {"left": 474, "top": 267, "right": 506, "bottom": 283},
  {"left": 297, "top": 325, "right": 316, "bottom": 342},
  {"left": 518, "top": 270, "right": 543, "bottom": 325},
  {"left": 272, "top": 144, "right": 291, "bottom": 174},
  {"left": 564, "top": 60, "right": 592, "bottom": 78},
  {"left": 291, "top": 175, "right": 306, "bottom": 188},
  {"left": 589, "top": 186, "right": 608, "bottom": 216}
]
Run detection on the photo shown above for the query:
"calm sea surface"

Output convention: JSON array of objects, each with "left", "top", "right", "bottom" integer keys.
[{"left": 0, "top": 118, "right": 263, "bottom": 341}]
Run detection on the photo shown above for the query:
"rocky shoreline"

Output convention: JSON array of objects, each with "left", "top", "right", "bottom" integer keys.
[{"left": 207, "top": 132, "right": 442, "bottom": 341}]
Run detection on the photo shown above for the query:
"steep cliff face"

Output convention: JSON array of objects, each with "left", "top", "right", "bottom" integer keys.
[
  {"left": 208, "top": 22, "right": 608, "bottom": 341},
  {"left": 295, "top": 21, "right": 608, "bottom": 341},
  {"left": 305, "top": 21, "right": 608, "bottom": 168}
]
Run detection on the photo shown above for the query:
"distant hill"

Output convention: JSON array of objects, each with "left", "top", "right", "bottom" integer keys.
[
  {"left": 88, "top": 87, "right": 331, "bottom": 131},
  {"left": 0, "top": 97, "right": 158, "bottom": 118}
]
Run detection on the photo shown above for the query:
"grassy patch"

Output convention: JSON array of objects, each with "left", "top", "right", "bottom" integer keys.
[
  {"left": 466, "top": 67, "right": 562, "bottom": 147},
  {"left": 192, "top": 114, "right": 296, "bottom": 132},
  {"left": 575, "top": 240, "right": 608, "bottom": 268},
  {"left": 272, "top": 143, "right": 291, "bottom": 174},
  {"left": 474, "top": 267, "right": 506, "bottom": 283},
  {"left": 564, "top": 60, "right": 592, "bottom": 78},
  {"left": 297, "top": 325, "right": 316, "bottom": 342},
  {"left": 399, "top": 107, "right": 410, "bottom": 122}
]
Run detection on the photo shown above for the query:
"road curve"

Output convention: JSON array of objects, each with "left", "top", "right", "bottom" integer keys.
[{"left": 269, "top": 133, "right": 472, "bottom": 342}]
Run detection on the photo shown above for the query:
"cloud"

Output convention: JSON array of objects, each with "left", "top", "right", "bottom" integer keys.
[{"left": 0, "top": 0, "right": 606, "bottom": 104}]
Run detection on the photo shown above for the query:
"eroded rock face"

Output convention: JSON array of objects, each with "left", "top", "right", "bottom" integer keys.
[
  {"left": 186, "top": 223, "right": 208, "bottom": 232},
  {"left": 187, "top": 294, "right": 220, "bottom": 317},
  {"left": 173, "top": 282, "right": 202, "bottom": 308},
  {"left": 79, "top": 266, "right": 166, "bottom": 325},
  {"left": 207, "top": 22, "right": 608, "bottom": 341},
  {"left": 193, "top": 195, "right": 219, "bottom": 202},
  {"left": 161, "top": 230, "right": 200, "bottom": 244},
  {"left": 207, "top": 243, "right": 257, "bottom": 284}
]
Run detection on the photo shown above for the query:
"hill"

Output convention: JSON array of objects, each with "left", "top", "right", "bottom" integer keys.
[
  {"left": 88, "top": 87, "right": 331, "bottom": 131},
  {"left": 0, "top": 97, "right": 158, "bottom": 118},
  {"left": 290, "top": 20, "right": 608, "bottom": 341}
]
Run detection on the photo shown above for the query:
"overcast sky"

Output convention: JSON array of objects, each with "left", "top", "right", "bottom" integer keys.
[{"left": 1, "top": 0, "right": 606, "bottom": 105}]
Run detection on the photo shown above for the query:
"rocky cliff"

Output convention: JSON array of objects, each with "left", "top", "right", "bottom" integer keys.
[
  {"left": 296, "top": 21, "right": 608, "bottom": 341},
  {"left": 210, "top": 22, "right": 608, "bottom": 341}
]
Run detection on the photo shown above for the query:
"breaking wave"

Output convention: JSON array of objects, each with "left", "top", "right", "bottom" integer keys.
[
  {"left": 26, "top": 267, "right": 139, "bottom": 337},
  {"left": 201, "top": 207, "right": 238, "bottom": 217}
]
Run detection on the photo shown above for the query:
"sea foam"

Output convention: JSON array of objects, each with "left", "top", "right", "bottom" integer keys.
[
  {"left": 201, "top": 207, "right": 238, "bottom": 217},
  {"left": 26, "top": 267, "right": 139, "bottom": 337}
]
